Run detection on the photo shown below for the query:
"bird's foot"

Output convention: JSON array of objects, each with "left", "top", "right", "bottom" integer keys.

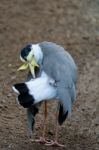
[
  {"left": 30, "top": 137, "right": 51, "bottom": 144},
  {"left": 45, "top": 140, "right": 65, "bottom": 147}
]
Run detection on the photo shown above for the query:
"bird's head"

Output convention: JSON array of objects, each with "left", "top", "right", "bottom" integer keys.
[
  {"left": 18, "top": 44, "right": 43, "bottom": 78},
  {"left": 20, "top": 44, "right": 32, "bottom": 62}
]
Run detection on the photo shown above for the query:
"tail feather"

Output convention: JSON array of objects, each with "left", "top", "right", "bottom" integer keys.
[
  {"left": 57, "top": 86, "right": 72, "bottom": 125},
  {"left": 58, "top": 104, "right": 68, "bottom": 125}
]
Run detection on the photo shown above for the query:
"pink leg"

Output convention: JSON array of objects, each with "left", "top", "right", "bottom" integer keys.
[{"left": 45, "top": 109, "right": 65, "bottom": 147}]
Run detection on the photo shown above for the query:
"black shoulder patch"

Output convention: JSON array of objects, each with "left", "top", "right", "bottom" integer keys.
[
  {"left": 58, "top": 105, "right": 68, "bottom": 125},
  {"left": 18, "top": 93, "right": 34, "bottom": 108},
  {"left": 14, "top": 83, "right": 29, "bottom": 94}
]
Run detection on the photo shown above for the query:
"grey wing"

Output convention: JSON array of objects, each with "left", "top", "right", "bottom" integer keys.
[
  {"left": 57, "top": 82, "right": 76, "bottom": 125},
  {"left": 43, "top": 56, "right": 77, "bottom": 124},
  {"left": 40, "top": 41, "right": 77, "bottom": 85},
  {"left": 41, "top": 42, "right": 77, "bottom": 89},
  {"left": 40, "top": 42, "right": 77, "bottom": 122}
]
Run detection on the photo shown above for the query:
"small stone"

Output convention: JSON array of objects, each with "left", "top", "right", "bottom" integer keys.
[
  {"left": 8, "top": 64, "right": 12, "bottom": 67},
  {"left": 11, "top": 75, "right": 16, "bottom": 80},
  {"left": 7, "top": 93, "right": 12, "bottom": 98}
]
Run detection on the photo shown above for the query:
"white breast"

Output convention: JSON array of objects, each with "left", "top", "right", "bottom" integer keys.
[{"left": 26, "top": 72, "right": 57, "bottom": 103}]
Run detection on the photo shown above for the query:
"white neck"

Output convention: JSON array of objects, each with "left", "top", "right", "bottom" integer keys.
[{"left": 31, "top": 44, "right": 43, "bottom": 64}]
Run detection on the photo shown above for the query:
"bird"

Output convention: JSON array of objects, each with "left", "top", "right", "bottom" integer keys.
[{"left": 13, "top": 41, "right": 77, "bottom": 147}]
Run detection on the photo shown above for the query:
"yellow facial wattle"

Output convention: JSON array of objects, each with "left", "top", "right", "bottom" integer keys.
[{"left": 18, "top": 54, "right": 39, "bottom": 78}]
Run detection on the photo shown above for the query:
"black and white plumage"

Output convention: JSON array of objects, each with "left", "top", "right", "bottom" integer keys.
[
  {"left": 13, "top": 41, "right": 77, "bottom": 146},
  {"left": 13, "top": 72, "right": 57, "bottom": 107}
]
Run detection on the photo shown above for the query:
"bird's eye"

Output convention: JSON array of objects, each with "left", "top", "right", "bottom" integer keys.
[{"left": 25, "top": 49, "right": 30, "bottom": 55}]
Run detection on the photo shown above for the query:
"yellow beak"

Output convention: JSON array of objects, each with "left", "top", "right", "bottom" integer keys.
[{"left": 18, "top": 53, "right": 39, "bottom": 78}]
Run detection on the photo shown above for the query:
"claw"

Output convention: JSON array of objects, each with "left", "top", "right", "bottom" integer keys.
[
  {"left": 30, "top": 137, "right": 51, "bottom": 144},
  {"left": 45, "top": 140, "right": 65, "bottom": 147}
]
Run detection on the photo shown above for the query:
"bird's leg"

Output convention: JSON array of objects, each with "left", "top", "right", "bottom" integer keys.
[
  {"left": 32, "top": 101, "right": 50, "bottom": 144},
  {"left": 39, "top": 101, "right": 48, "bottom": 143},
  {"left": 45, "top": 104, "right": 65, "bottom": 147}
]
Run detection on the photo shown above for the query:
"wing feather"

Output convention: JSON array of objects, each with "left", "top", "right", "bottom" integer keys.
[{"left": 40, "top": 42, "right": 77, "bottom": 116}]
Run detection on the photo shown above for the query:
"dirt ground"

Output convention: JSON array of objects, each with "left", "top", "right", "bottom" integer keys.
[{"left": 0, "top": 0, "right": 99, "bottom": 149}]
